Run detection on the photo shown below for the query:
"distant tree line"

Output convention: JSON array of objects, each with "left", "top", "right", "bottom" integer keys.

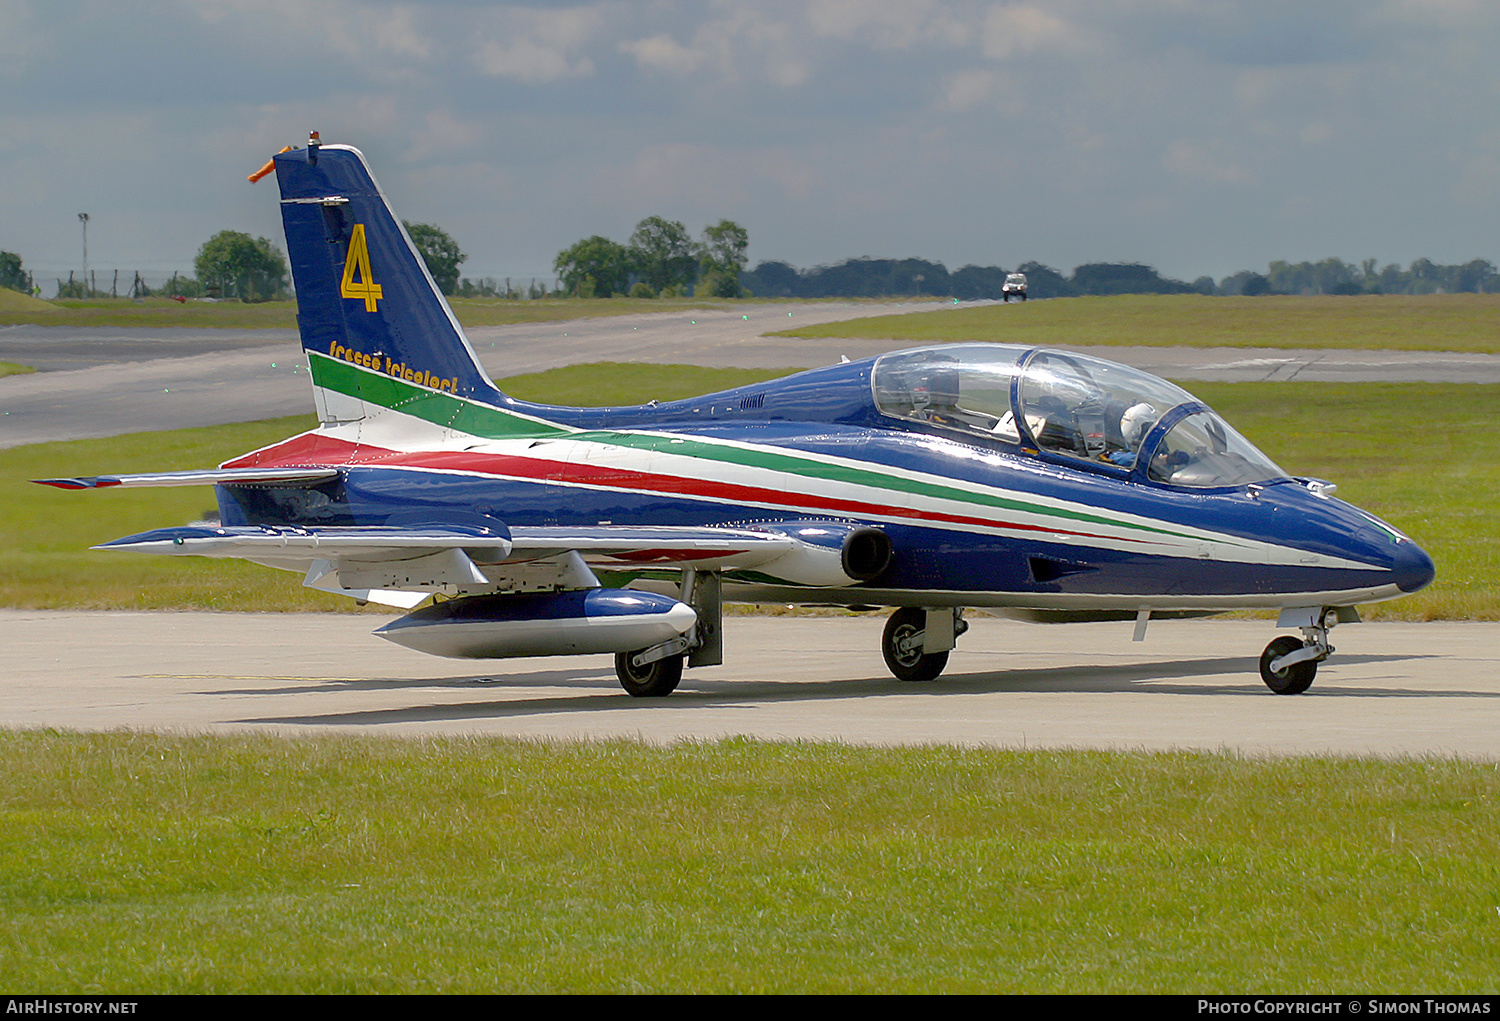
[
  {"left": 1219, "top": 257, "right": 1500, "bottom": 296},
  {"left": 553, "top": 216, "right": 750, "bottom": 298},
  {"left": 742, "top": 258, "right": 1206, "bottom": 300},
  {"left": 742, "top": 256, "right": 1500, "bottom": 299},
  {"left": 7, "top": 224, "right": 1499, "bottom": 304}
]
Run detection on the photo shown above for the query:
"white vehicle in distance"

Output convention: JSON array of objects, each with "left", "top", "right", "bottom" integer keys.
[{"left": 1002, "top": 272, "right": 1028, "bottom": 302}]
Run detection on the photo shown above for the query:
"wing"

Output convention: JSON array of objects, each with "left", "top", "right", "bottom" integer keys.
[
  {"left": 60, "top": 461, "right": 881, "bottom": 606},
  {"left": 91, "top": 522, "right": 846, "bottom": 608},
  {"left": 93, "top": 523, "right": 518, "bottom": 608}
]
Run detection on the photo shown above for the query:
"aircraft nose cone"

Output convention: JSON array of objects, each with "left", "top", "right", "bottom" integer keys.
[{"left": 1392, "top": 538, "right": 1436, "bottom": 594}]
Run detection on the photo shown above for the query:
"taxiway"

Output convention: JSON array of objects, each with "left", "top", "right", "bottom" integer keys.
[{"left": 2, "top": 610, "right": 1495, "bottom": 760}]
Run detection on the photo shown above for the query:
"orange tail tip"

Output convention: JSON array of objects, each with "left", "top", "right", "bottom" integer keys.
[{"left": 248, "top": 146, "right": 294, "bottom": 183}]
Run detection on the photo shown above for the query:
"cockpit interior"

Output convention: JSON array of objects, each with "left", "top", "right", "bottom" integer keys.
[{"left": 871, "top": 344, "right": 1286, "bottom": 488}]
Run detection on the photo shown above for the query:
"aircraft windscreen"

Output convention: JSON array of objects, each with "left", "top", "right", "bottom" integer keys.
[
  {"left": 1147, "top": 411, "right": 1286, "bottom": 488},
  {"left": 871, "top": 345, "right": 1286, "bottom": 487}
]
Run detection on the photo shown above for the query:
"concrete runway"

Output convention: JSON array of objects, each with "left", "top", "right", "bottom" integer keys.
[
  {"left": 6, "top": 302, "right": 1500, "bottom": 447},
  {"left": 2, "top": 610, "right": 1496, "bottom": 760}
]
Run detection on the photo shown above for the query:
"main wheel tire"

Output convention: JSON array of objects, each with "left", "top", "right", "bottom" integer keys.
[
  {"left": 1260, "top": 635, "right": 1316, "bottom": 695},
  {"left": 615, "top": 650, "right": 684, "bottom": 697},
  {"left": 882, "top": 607, "right": 949, "bottom": 682}
]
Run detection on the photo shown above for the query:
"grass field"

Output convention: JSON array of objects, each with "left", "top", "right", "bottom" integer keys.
[
  {"left": 0, "top": 361, "right": 34, "bottom": 378},
  {"left": 1, "top": 731, "right": 1496, "bottom": 993},
  {"left": 775, "top": 293, "right": 1500, "bottom": 353}
]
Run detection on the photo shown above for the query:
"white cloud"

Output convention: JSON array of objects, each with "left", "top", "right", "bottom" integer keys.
[
  {"left": 407, "top": 108, "right": 486, "bottom": 157},
  {"left": 367, "top": 5, "right": 434, "bottom": 61},
  {"left": 6, "top": 1, "right": 1500, "bottom": 286},
  {"left": 619, "top": 33, "right": 710, "bottom": 75},
  {"left": 618, "top": 6, "right": 806, "bottom": 86},
  {"left": 980, "top": 4, "right": 1081, "bottom": 60},
  {"left": 181, "top": 0, "right": 436, "bottom": 61},
  {"left": 472, "top": 4, "right": 612, "bottom": 82},
  {"left": 941, "top": 68, "right": 998, "bottom": 110},
  {"left": 1299, "top": 122, "right": 1333, "bottom": 145}
]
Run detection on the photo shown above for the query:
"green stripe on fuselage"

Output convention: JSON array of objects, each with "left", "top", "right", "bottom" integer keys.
[
  {"left": 563, "top": 430, "right": 1203, "bottom": 542},
  {"left": 311, "top": 354, "right": 1216, "bottom": 544}
]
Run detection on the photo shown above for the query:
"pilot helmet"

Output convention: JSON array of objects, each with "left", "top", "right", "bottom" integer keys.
[{"left": 1120, "top": 402, "right": 1159, "bottom": 448}]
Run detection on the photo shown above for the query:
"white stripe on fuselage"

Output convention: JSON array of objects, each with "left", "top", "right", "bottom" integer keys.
[{"left": 292, "top": 392, "right": 1380, "bottom": 573}]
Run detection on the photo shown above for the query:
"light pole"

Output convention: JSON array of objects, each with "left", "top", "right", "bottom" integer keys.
[{"left": 78, "top": 213, "right": 89, "bottom": 293}]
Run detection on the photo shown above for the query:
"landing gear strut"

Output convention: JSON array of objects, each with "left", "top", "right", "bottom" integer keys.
[
  {"left": 1259, "top": 606, "right": 1357, "bottom": 695},
  {"left": 882, "top": 607, "right": 967, "bottom": 682}
]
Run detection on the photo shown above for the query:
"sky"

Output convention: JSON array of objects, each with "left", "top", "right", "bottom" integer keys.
[{"left": 3, "top": 0, "right": 1499, "bottom": 289}]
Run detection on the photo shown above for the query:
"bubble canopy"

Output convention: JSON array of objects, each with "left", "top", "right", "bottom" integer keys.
[{"left": 870, "top": 344, "right": 1287, "bottom": 489}]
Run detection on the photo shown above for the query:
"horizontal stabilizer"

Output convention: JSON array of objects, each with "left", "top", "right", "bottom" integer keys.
[{"left": 35, "top": 467, "right": 341, "bottom": 490}]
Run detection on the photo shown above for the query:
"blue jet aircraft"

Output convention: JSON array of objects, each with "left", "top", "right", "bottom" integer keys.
[{"left": 40, "top": 136, "right": 1435, "bottom": 697}]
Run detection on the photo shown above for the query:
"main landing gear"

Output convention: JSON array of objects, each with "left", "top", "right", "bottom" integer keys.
[
  {"left": 882, "top": 607, "right": 967, "bottom": 682},
  {"left": 615, "top": 568, "right": 723, "bottom": 697},
  {"left": 1259, "top": 606, "right": 1358, "bottom": 695},
  {"left": 615, "top": 647, "right": 684, "bottom": 697}
]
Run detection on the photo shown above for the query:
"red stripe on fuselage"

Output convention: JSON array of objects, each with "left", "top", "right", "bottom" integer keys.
[{"left": 225, "top": 433, "right": 1149, "bottom": 545}]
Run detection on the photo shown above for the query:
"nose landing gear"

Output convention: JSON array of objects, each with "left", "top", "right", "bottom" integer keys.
[{"left": 1260, "top": 606, "right": 1359, "bottom": 694}]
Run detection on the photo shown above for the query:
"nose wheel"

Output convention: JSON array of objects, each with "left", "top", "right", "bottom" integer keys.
[
  {"left": 1260, "top": 606, "right": 1352, "bottom": 694},
  {"left": 1259, "top": 635, "right": 1317, "bottom": 694}
]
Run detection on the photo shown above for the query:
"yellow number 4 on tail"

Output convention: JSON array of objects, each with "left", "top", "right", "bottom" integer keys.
[{"left": 340, "top": 223, "right": 383, "bottom": 312}]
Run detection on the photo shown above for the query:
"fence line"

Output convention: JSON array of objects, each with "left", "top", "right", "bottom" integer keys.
[{"left": 39, "top": 271, "right": 562, "bottom": 300}]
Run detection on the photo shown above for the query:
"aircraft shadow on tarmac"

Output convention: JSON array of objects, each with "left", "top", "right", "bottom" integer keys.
[{"left": 228, "top": 650, "right": 1466, "bottom": 729}]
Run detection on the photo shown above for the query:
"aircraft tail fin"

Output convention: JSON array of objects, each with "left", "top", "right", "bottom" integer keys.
[{"left": 269, "top": 138, "right": 507, "bottom": 427}]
